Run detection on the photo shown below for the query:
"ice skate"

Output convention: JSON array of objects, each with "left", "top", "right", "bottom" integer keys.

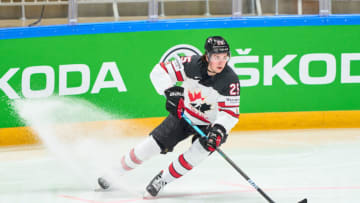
[
  {"left": 144, "top": 171, "right": 167, "bottom": 198},
  {"left": 97, "top": 177, "right": 111, "bottom": 190}
]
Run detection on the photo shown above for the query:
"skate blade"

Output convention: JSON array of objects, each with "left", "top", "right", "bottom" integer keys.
[
  {"left": 142, "top": 191, "right": 156, "bottom": 200},
  {"left": 94, "top": 187, "right": 111, "bottom": 192}
]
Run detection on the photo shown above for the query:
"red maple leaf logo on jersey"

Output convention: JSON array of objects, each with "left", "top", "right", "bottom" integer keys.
[
  {"left": 188, "top": 91, "right": 211, "bottom": 113},
  {"left": 188, "top": 91, "right": 205, "bottom": 102}
]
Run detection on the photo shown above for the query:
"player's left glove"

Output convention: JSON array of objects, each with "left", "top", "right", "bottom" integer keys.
[
  {"left": 200, "top": 124, "right": 227, "bottom": 152},
  {"left": 164, "top": 86, "right": 184, "bottom": 119}
]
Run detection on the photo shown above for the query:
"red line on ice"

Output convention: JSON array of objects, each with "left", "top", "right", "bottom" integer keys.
[{"left": 60, "top": 184, "right": 360, "bottom": 202}]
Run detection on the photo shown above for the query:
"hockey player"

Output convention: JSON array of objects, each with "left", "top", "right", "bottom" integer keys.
[{"left": 98, "top": 36, "right": 240, "bottom": 197}]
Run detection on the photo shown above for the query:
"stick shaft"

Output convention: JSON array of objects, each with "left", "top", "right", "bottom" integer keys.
[
  {"left": 216, "top": 148, "right": 275, "bottom": 203},
  {"left": 182, "top": 114, "right": 275, "bottom": 203}
]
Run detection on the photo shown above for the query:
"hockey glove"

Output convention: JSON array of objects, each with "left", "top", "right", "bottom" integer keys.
[
  {"left": 164, "top": 86, "right": 184, "bottom": 119},
  {"left": 200, "top": 124, "right": 227, "bottom": 152}
]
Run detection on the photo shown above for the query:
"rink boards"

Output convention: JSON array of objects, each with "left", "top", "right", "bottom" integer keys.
[
  {"left": 0, "top": 15, "right": 360, "bottom": 145},
  {"left": 1, "top": 110, "right": 360, "bottom": 146}
]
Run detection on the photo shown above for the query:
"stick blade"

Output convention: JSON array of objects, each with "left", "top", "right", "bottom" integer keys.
[{"left": 298, "top": 198, "right": 307, "bottom": 203}]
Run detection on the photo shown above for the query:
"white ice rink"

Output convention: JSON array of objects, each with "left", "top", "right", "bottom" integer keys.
[{"left": 1, "top": 128, "right": 360, "bottom": 203}]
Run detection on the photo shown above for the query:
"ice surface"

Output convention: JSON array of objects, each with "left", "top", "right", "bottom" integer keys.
[
  {"left": 4, "top": 98, "right": 359, "bottom": 202},
  {"left": 1, "top": 129, "right": 360, "bottom": 203}
]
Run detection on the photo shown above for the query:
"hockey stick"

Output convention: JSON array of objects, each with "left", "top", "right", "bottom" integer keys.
[{"left": 182, "top": 113, "right": 307, "bottom": 203}]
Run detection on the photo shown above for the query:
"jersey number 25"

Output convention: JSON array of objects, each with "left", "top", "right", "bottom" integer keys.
[{"left": 229, "top": 83, "right": 240, "bottom": 96}]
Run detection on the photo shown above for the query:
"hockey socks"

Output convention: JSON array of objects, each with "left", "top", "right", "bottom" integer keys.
[
  {"left": 119, "top": 135, "right": 161, "bottom": 173},
  {"left": 159, "top": 139, "right": 211, "bottom": 188},
  {"left": 98, "top": 136, "right": 161, "bottom": 189}
]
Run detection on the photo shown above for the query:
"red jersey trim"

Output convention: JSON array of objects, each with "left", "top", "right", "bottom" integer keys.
[
  {"left": 160, "top": 62, "right": 168, "bottom": 73},
  {"left": 170, "top": 62, "right": 184, "bottom": 81},
  {"left": 219, "top": 109, "right": 239, "bottom": 118},
  {"left": 185, "top": 107, "right": 210, "bottom": 123},
  {"left": 218, "top": 102, "right": 239, "bottom": 108}
]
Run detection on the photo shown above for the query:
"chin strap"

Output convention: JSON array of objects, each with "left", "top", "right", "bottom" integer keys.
[{"left": 207, "top": 68, "right": 217, "bottom": 74}]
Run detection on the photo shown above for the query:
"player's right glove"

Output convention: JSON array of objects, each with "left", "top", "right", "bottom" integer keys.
[
  {"left": 164, "top": 86, "right": 184, "bottom": 119},
  {"left": 200, "top": 124, "right": 227, "bottom": 152}
]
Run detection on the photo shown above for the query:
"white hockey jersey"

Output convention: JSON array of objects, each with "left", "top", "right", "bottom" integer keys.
[{"left": 150, "top": 55, "right": 240, "bottom": 133}]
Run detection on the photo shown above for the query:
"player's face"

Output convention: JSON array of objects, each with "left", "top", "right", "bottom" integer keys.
[{"left": 207, "top": 53, "right": 229, "bottom": 75}]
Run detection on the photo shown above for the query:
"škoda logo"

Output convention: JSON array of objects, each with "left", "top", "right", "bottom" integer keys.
[{"left": 159, "top": 44, "right": 202, "bottom": 63}]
